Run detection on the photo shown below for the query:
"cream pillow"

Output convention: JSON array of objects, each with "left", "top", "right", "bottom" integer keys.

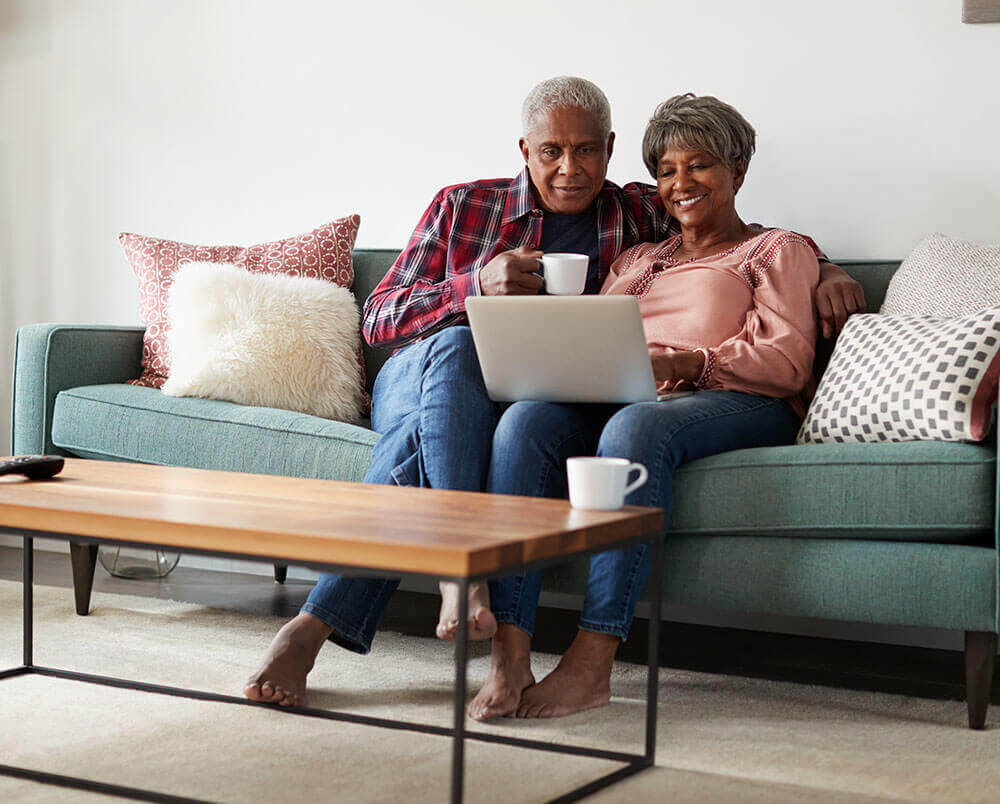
[
  {"left": 162, "top": 262, "right": 364, "bottom": 421},
  {"left": 880, "top": 233, "right": 1000, "bottom": 316}
]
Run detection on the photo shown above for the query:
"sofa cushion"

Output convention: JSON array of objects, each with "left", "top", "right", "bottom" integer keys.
[
  {"left": 668, "top": 440, "right": 995, "bottom": 543},
  {"left": 51, "top": 384, "right": 378, "bottom": 482},
  {"left": 52, "top": 385, "right": 994, "bottom": 544}
]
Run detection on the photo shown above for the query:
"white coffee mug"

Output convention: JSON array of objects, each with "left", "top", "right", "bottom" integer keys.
[
  {"left": 540, "top": 253, "right": 588, "bottom": 296},
  {"left": 566, "top": 457, "right": 649, "bottom": 510}
]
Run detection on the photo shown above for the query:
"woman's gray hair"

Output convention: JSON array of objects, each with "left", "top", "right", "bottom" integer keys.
[
  {"left": 521, "top": 76, "right": 612, "bottom": 139},
  {"left": 641, "top": 94, "right": 756, "bottom": 177}
]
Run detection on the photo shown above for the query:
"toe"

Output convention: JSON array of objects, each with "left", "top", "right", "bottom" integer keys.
[
  {"left": 518, "top": 702, "right": 541, "bottom": 719},
  {"left": 436, "top": 622, "right": 458, "bottom": 641}
]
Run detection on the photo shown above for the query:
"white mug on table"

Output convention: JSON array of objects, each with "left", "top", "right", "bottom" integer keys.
[
  {"left": 566, "top": 457, "right": 649, "bottom": 510},
  {"left": 539, "top": 253, "right": 588, "bottom": 296}
]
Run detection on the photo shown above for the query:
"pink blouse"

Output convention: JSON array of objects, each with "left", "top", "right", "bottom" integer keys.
[{"left": 600, "top": 228, "right": 820, "bottom": 416}]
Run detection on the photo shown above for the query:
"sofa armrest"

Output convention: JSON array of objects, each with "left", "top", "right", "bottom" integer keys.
[{"left": 12, "top": 324, "right": 145, "bottom": 455}]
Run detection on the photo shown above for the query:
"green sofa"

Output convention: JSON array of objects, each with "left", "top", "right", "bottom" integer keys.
[{"left": 11, "top": 250, "right": 998, "bottom": 729}]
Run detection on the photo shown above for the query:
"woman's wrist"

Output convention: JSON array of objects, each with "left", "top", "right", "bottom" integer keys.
[
  {"left": 681, "top": 350, "right": 707, "bottom": 382},
  {"left": 650, "top": 348, "right": 708, "bottom": 384}
]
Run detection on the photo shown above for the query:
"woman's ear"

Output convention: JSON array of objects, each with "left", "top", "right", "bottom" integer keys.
[{"left": 733, "top": 162, "right": 747, "bottom": 193}]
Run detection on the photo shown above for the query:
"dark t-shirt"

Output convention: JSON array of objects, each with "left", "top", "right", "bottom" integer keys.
[{"left": 539, "top": 204, "right": 602, "bottom": 294}]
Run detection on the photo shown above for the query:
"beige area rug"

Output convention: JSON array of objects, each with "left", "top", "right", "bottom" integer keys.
[{"left": 0, "top": 580, "right": 996, "bottom": 803}]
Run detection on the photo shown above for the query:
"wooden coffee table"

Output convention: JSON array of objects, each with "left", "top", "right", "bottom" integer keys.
[{"left": 0, "top": 459, "right": 664, "bottom": 803}]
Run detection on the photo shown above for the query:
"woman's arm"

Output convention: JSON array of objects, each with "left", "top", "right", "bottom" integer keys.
[
  {"left": 695, "top": 232, "right": 820, "bottom": 398},
  {"left": 750, "top": 224, "right": 865, "bottom": 338}
]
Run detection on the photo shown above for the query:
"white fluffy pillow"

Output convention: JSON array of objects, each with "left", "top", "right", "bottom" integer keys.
[
  {"left": 162, "top": 261, "right": 364, "bottom": 421},
  {"left": 880, "top": 233, "right": 1000, "bottom": 316}
]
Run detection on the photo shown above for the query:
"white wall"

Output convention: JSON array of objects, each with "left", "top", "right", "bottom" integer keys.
[{"left": 2, "top": 0, "right": 999, "bottom": 452}]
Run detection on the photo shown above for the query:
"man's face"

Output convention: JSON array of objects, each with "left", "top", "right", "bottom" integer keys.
[{"left": 519, "top": 106, "right": 614, "bottom": 215}]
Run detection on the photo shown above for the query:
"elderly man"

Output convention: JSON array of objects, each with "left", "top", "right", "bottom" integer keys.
[{"left": 245, "top": 76, "right": 864, "bottom": 709}]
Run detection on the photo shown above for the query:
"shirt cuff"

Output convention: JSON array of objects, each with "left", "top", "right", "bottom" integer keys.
[
  {"left": 693, "top": 348, "right": 717, "bottom": 388},
  {"left": 451, "top": 269, "right": 482, "bottom": 313}
]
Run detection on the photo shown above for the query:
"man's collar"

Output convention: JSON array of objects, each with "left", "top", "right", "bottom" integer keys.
[
  {"left": 502, "top": 168, "right": 537, "bottom": 224},
  {"left": 503, "top": 167, "right": 622, "bottom": 224}
]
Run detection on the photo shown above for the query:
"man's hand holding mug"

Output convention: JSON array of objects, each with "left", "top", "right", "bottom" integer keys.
[{"left": 479, "top": 248, "right": 589, "bottom": 297}]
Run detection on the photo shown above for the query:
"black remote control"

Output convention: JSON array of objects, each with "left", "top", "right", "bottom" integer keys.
[{"left": 0, "top": 455, "right": 65, "bottom": 480}]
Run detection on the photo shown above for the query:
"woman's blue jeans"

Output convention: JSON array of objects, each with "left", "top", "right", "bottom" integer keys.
[
  {"left": 301, "top": 327, "right": 499, "bottom": 653},
  {"left": 487, "top": 391, "right": 801, "bottom": 642}
]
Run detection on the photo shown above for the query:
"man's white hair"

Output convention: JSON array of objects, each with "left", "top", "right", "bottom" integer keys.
[{"left": 521, "top": 76, "right": 612, "bottom": 139}]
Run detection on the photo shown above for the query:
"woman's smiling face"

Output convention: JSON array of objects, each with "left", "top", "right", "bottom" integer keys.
[{"left": 656, "top": 147, "right": 745, "bottom": 229}]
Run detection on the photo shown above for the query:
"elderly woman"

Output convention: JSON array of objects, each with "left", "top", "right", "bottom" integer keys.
[{"left": 469, "top": 94, "right": 820, "bottom": 721}]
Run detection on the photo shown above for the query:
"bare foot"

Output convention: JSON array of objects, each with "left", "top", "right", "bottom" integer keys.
[
  {"left": 436, "top": 581, "right": 497, "bottom": 641},
  {"left": 468, "top": 624, "right": 535, "bottom": 721},
  {"left": 244, "top": 612, "right": 332, "bottom": 707},
  {"left": 516, "top": 630, "right": 619, "bottom": 719}
]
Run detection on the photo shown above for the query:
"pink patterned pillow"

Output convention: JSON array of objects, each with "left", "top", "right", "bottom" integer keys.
[{"left": 120, "top": 215, "right": 367, "bottom": 409}]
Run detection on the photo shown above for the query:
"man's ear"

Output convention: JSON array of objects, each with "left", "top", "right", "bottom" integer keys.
[
  {"left": 606, "top": 131, "right": 615, "bottom": 160},
  {"left": 519, "top": 138, "right": 530, "bottom": 164}
]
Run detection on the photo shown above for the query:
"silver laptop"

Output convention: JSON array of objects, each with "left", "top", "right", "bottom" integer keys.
[{"left": 465, "top": 295, "right": 657, "bottom": 403}]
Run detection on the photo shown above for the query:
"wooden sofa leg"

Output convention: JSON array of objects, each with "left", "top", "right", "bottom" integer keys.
[
  {"left": 965, "top": 631, "right": 997, "bottom": 730},
  {"left": 69, "top": 542, "right": 99, "bottom": 616},
  {"left": 273, "top": 563, "right": 288, "bottom": 584}
]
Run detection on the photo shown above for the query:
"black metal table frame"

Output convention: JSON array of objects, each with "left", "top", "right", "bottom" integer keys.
[{"left": 0, "top": 526, "right": 663, "bottom": 803}]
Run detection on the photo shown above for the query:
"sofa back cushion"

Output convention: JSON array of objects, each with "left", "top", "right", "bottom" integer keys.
[
  {"left": 837, "top": 261, "right": 899, "bottom": 310},
  {"left": 351, "top": 250, "right": 400, "bottom": 393}
]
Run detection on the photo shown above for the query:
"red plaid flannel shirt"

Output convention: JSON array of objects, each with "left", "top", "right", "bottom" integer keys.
[
  {"left": 361, "top": 168, "right": 674, "bottom": 349},
  {"left": 362, "top": 167, "right": 826, "bottom": 349}
]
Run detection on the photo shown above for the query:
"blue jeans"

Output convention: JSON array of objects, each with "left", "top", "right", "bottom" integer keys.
[
  {"left": 487, "top": 391, "right": 801, "bottom": 641},
  {"left": 301, "top": 327, "right": 499, "bottom": 653}
]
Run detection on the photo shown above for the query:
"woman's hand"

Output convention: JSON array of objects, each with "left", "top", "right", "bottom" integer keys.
[{"left": 650, "top": 348, "right": 706, "bottom": 385}]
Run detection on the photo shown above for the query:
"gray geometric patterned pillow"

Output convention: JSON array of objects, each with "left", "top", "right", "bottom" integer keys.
[
  {"left": 797, "top": 308, "right": 1000, "bottom": 444},
  {"left": 880, "top": 233, "right": 1000, "bottom": 317}
]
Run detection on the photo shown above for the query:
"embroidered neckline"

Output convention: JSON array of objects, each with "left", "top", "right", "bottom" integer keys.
[
  {"left": 661, "top": 228, "right": 767, "bottom": 267},
  {"left": 623, "top": 228, "right": 770, "bottom": 298}
]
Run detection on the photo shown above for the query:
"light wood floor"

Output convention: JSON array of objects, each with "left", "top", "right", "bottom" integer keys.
[{"left": 0, "top": 545, "right": 994, "bottom": 704}]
